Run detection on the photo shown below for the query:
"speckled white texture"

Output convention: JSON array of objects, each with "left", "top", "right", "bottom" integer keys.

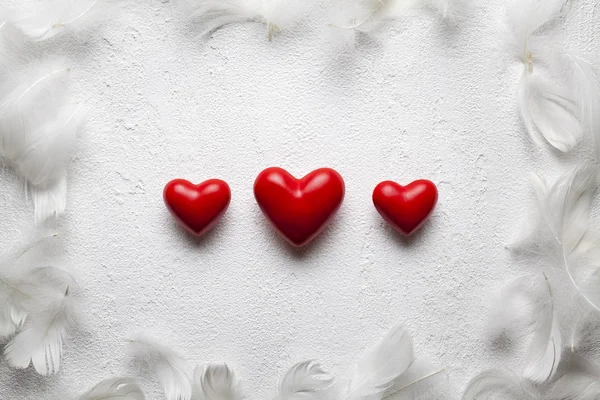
[{"left": 0, "top": 0, "right": 599, "bottom": 398}]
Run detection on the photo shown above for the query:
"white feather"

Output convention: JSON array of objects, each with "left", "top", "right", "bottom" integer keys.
[
  {"left": 129, "top": 334, "right": 192, "bottom": 400},
  {"left": 522, "top": 275, "right": 562, "bottom": 384},
  {"left": 568, "top": 55, "right": 600, "bottom": 162},
  {"left": 328, "top": 0, "right": 462, "bottom": 36},
  {"left": 506, "top": 0, "right": 586, "bottom": 153},
  {"left": 193, "top": 363, "right": 242, "bottom": 400},
  {"left": 343, "top": 324, "right": 414, "bottom": 400},
  {"left": 184, "top": 0, "right": 310, "bottom": 40},
  {"left": 0, "top": 265, "right": 74, "bottom": 339},
  {"left": 461, "top": 369, "right": 538, "bottom": 400},
  {"left": 567, "top": 233, "right": 600, "bottom": 312},
  {"left": 383, "top": 359, "right": 447, "bottom": 400},
  {"left": 487, "top": 274, "right": 547, "bottom": 339},
  {"left": 278, "top": 361, "right": 334, "bottom": 400},
  {"left": 4, "top": 285, "right": 78, "bottom": 375},
  {"left": 542, "top": 166, "right": 600, "bottom": 311},
  {"left": 506, "top": 0, "right": 563, "bottom": 61},
  {"left": 424, "top": 0, "right": 467, "bottom": 21},
  {"left": 487, "top": 273, "right": 561, "bottom": 384},
  {"left": 0, "top": 232, "right": 68, "bottom": 338},
  {"left": 515, "top": 165, "right": 600, "bottom": 311},
  {"left": 79, "top": 377, "right": 146, "bottom": 400},
  {"left": 517, "top": 70, "right": 581, "bottom": 153},
  {"left": 550, "top": 374, "right": 600, "bottom": 400},
  {"left": 549, "top": 355, "right": 600, "bottom": 400},
  {"left": 0, "top": 59, "right": 84, "bottom": 222},
  {"left": 5, "top": 0, "right": 117, "bottom": 41},
  {"left": 542, "top": 165, "right": 597, "bottom": 253}
]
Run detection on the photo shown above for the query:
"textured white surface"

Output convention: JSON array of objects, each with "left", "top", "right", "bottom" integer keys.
[{"left": 0, "top": 0, "right": 599, "bottom": 398}]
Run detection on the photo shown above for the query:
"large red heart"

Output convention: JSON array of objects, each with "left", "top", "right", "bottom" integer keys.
[
  {"left": 373, "top": 180, "right": 438, "bottom": 235},
  {"left": 254, "top": 167, "right": 345, "bottom": 247},
  {"left": 163, "top": 179, "right": 231, "bottom": 236}
]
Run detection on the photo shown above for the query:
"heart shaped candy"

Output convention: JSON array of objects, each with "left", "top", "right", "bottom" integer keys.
[
  {"left": 164, "top": 179, "right": 231, "bottom": 236},
  {"left": 373, "top": 180, "right": 438, "bottom": 235},
  {"left": 254, "top": 167, "right": 345, "bottom": 247}
]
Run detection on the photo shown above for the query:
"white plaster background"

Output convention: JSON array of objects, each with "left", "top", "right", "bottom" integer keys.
[{"left": 0, "top": 0, "right": 599, "bottom": 398}]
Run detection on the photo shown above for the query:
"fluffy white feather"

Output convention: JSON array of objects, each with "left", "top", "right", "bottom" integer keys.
[
  {"left": 0, "top": 58, "right": 84, "bottom": 222},
  {"left": 461, "top": 369, "right": 538, "bottom": 400},
  {"left": 567, "top": 236, "right": 600, "bottom": 313},
  {"left": 487, "top": 274, "right": 547, "bottom": 339},
  {"left": 487, "top": 273, "right": 561, "bottom": 384},
  {"left": 184, "top": 0, "right": 309, "bottom": 40},
  {"left": 506, "top": 0, "right": 587, "bottom": 153},
  {"left": 522, "top": 279, "right": 562, "bottom": 383},
  {"left": 343, "top": 324, "right": 414, "bottom": 400},
  {"left": 550, "top": 374, "right": 600, "bottom": 400},
  {"left": 518, "top": 165, "right": 600, "bottom": 311},
  {"left": 193, "top": 363, "right": 242, "bottom": 400},
  {"left": 328, "top": 0, "right": 463, "bottom": 35},
  {"left": 569, "top": 55, "right": 600, "bottom": 162},
  {"left": 517, "top": 71, "right": 581, "bottom": 152},
  {"left": 129, "top": 334, "right": 192, "bottom": 400},
  {"left": 541, "top": 165, "right": 597, "bottom": 253},
  {"left": 0, "top": 265, "right": 73, "bottom": 339},
  {"left": 0, "top": 232, "right": 70, "bottom": 338},
  {"left": 79, "top": 377, "right": 146, "bottom": 400},
  {"left": 505, "top": 0, "right": 563, "bottom": 61},
  {"left": 4, "top": 0, "right": 116, "bottom": 41},
  {"left": 548, "top": 355, "right": 600, "bottom": 400},
  {"left": 278, "top": 361, "right": 334, "bottom": 400},
  {"left": 3, "top": 284, "right": 78, "bottom": 375},
  {"left": 383, "top": 359, "right": 447, "bottom": 400}
]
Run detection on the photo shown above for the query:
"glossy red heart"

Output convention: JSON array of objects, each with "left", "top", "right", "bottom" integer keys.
[
  {"left": 373, "top": 180, "right": 438, "bottom": 235},
  {"left": 164, "top": 179, "right": 231, "bottom": 236},
  {"left": 254, "top": 167, "right": 345, "bottom": 247}
]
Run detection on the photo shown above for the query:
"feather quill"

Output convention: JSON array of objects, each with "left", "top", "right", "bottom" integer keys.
[
  {"left": 5, "top": 0, "right": 116, "bottom": 41},
  {"left": 518, "top": 165, "right": 600, "bottom": 311},
  {"left": 343, "top": 324, "right": 414, "bottom": 400},
  {"left": 278, "top": 361, "right": 334, "bottom": 400},
  {"left": 79, "top": 377, "right": 146, "bottom": 400},
  {"left": 522, "top": 275, "right": 561, "bottom": 383},
  {"left": 506, "top": 0, "right": 587, "bottom": 152},
  {"left": 193, "top": 364, "right": 242, "bottom": 400},
  {"left": 569, "top": 55, "right": 600, "bottom": 162},
  {"left": 383, "top": 359, "right": 447, "bottom": 400},
  {"left": 487, "top": 273, "right": 561, "bottom": 384},
  {"left": 184, "top": 0, "right": 309, "bottom": 40},
  {"left": 3, "top": 284, "right": 78, "bottom": 375},
  {"left": 128, "top": 334, "right": 192, "bottom": 400},
  {"left": 462, "top": 369, "right": 538, "bottom": 400},
  {"left": 506, "top": 0, "right": 563, "bottom": 61},
  {"left": 0, "top": 59, "right": 84, "bottom": 222}
]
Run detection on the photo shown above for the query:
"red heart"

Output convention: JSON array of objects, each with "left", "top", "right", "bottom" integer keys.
[
  {"left": 163, "top": 179, "right": 231, "bottom": 236},
  {"left": 254, "top": 167, "right": 345, "bottom": 247},
  {"left": 373, "top": 180, "right": 438, "bottom": 235}
]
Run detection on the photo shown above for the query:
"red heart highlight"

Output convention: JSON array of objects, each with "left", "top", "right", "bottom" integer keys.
[
  {"left": 254, "top": 167, "right": 345, "bottom": 247},
  {"left": 164, "top": 179, "right": 231, "bottom": 236},
  {"left": 373, "top": 180, "right": 438, "bottom": 235}
]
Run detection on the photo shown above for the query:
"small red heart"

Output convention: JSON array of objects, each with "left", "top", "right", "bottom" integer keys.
[
  {"left": 164, "top": 179, "right": 231, "bottom": 236},
  {"left": 254, "top": 167, "right": 345, "bottom": 247},
  {"left": 373, "top": 180, "right": 438, "bottom": 235}
]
